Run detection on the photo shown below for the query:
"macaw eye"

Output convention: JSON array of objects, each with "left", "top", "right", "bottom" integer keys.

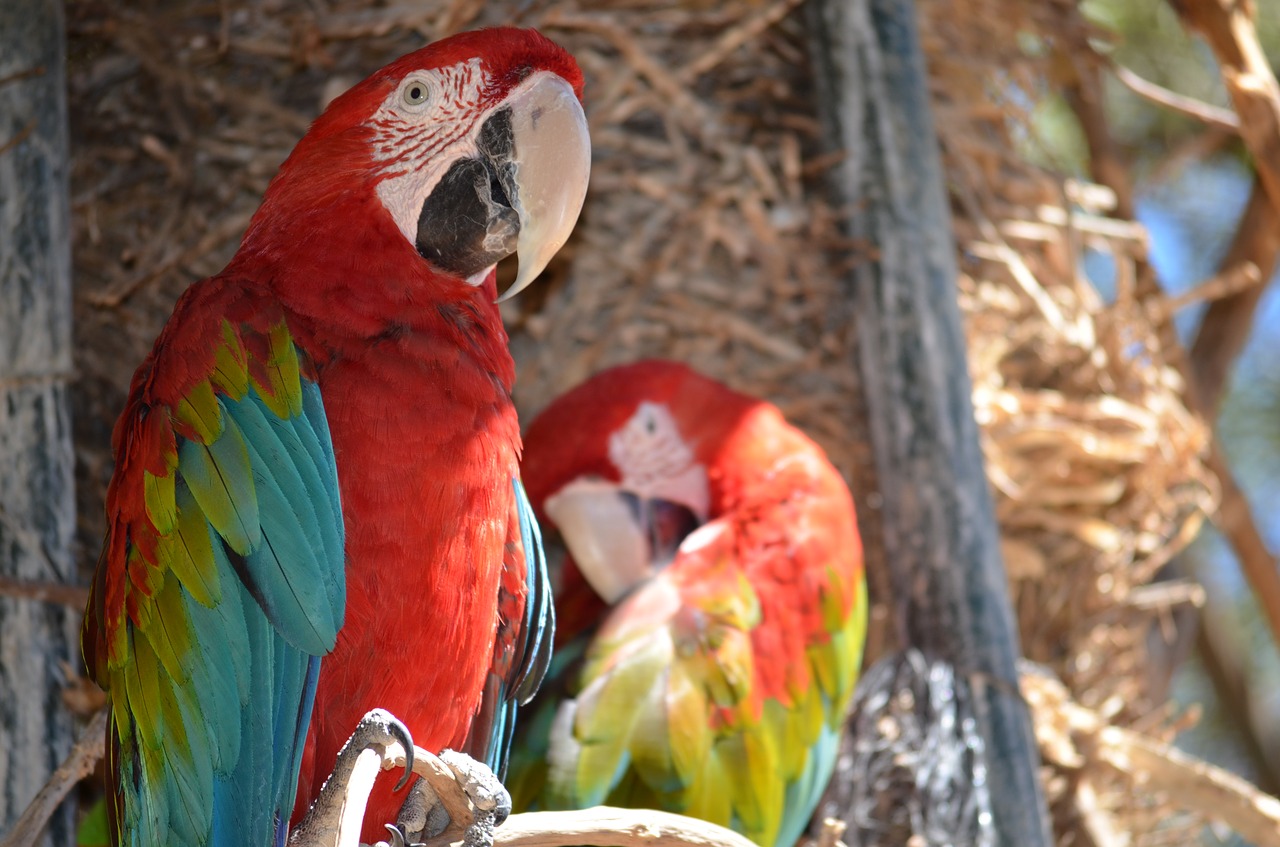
[{"left": 402, "top": 79, "right": 430, "bottom": 108}]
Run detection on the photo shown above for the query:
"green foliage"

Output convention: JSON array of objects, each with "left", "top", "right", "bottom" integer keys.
[{"left": 76, "top": 797, "right": 109, "bottom": 847}]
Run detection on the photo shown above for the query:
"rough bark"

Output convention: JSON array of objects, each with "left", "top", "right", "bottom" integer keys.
[
  {"left": 0, "top": 1, "right": 78, "bottom": 844},
  {"left": 806, "top": 0, "right": 1053, "bottom": 844}
]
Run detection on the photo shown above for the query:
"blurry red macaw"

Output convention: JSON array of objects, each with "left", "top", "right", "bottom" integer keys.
[{"left": 508, "top": 361, "right": 866, "bottom": 847}]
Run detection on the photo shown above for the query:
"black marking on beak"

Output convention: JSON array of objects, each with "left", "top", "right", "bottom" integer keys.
[{"left": 415, "top": 107, "right": 520, "bottom": 279}]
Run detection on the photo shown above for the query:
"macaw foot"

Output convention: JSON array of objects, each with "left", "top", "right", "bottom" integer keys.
[
  {"left": 393, "top": 750, "right": 511, "bottom": 847},
  {"left": 288, "top": 709, "right": 415, "bottom": 847}
]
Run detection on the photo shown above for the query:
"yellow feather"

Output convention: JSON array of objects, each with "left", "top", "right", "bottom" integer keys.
[
  {"left": 143, "top": 471, "right": 177, "bottom": 536},
  {"left": 211, "top": 321, "right": 249, "bottom": 400},
  {"left": 174, "top": 380, "right": 223, "bottom": 444},
  {"left": 252, "top": 321, "right": 303, "bottom": 418},
  {"left": 158, "top": 482, "right": 221, "bottom": 607}
]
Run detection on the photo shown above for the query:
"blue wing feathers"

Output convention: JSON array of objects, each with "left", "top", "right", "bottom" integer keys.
[
  {"left": 299, "top": 382, "right": 344, "bottom": 609},
  {"left": 117, "top": 372, "right": 344, "bottom": 847},
  {"left": 513, "top": 478, "right": 554, "bottom": 704},
  {"left": 484, "top": 479, "right": 555, "bottom": 777},
  {"left": 226, "top": 394, "right": 340, "bottom": 654}
]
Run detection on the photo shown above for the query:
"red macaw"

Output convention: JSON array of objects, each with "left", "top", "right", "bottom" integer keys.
[
  {"left": 81, "top": 28, "right": 589, "bottom": 847},
  {"left": 507, "top": 361, "right": 867, "bottom": 847}
]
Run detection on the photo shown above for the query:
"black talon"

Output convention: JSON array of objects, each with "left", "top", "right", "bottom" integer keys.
[
  {"left": 386, "top": 715, "right": 416, "bottom": 792},
  {"left": 385, "top": 824, "right": 407, "bottom": 847},
  {"left": 494, "top": 790, "right": 512, "bottom": 828}
]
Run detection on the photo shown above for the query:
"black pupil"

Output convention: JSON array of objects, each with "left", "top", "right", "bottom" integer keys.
[{"left": 409, "top": 85, "right": 424, "bottom": 102}]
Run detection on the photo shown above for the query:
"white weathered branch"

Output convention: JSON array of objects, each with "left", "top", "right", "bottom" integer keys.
[{"left": 493, "top": 809, "right": 758, "bottom": 847}]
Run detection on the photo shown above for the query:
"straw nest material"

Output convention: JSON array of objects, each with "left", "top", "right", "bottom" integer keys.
[{"left": 64, "top": 0, "right": 1218, "bottom": 844}]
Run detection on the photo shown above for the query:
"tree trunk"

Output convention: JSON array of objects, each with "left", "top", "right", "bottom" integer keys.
[
  {"left": 806, "top": 0, "right": 1053, "bottom": 844},
  {"left": 0, "top": 1, "right": 78, "bottom": 844}
]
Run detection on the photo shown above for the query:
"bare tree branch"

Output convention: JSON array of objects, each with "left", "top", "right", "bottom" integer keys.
[
  {"left": 1170, "top": 0, "right": 1280, "bottom": 209},
  {"left": 1188, "top": 179, "right": 1280, "bottom": 417},
  {"left": 1202, "top": 438, "right": 1280, "bottom": 671},
  {"left": 1194, "top": 602, "right": 1280, "bottom": 795},
  {"left": 1157, "top": 0, "right": 1280, "bottom": 789},
  {"left": 1111, "top": 63, "right": 1241, "bottom": 132}
]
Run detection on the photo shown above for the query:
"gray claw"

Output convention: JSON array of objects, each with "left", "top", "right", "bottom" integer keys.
[
  {"left": 345, "top": 709, "right": 416, "bottom": 792},
  {"left": 384, "top": 716, "right": 415, "bottom": 792}
]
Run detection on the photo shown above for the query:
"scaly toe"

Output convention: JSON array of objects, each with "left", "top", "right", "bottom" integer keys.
[{"left": 437, "top": 749, "right": 511, "bottom": 821}]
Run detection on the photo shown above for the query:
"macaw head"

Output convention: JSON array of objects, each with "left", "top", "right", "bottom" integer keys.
[
  {"left": 239, "top": 27, "right": 590, "bottom": 302},
  {"left": 522, "top": 360, "right": 763, "bottom": 613}
]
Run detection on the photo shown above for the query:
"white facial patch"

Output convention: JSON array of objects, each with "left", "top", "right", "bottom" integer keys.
[
  {"left": 370, "top": 58, "right": 489, "bottom": 257},
  {"left": 608, "top": 402, "right": 710, "bottom": 520}
]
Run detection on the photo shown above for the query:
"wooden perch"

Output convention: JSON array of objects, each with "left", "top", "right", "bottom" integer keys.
[{"left": 494, "top": 810, "right": 758, "bottom": 847}]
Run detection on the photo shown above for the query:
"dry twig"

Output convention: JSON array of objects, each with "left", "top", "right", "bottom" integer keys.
[
  {"left": 0, "top": 709, "right": 108, "bottom": 847},
  {"left": 1111, "top": 63, "right": 1240, "bottom": 132},
  {"left": 1145, "top": 261, "right": 1263, "bottom": 324}
]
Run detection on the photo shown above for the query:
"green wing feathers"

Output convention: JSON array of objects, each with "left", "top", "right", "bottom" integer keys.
[
  {"left": 521, "top": 522, "right": 867, "bottom": 847},
  {"left": 83, "top": 311, "right": 346, "bottom": 847}
]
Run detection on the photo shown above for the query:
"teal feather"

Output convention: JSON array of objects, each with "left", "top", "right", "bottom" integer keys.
[
  {"left": 181, "top": 571, "right": 244, "bottom": 775},
  {"left": 266, "top": 383, "right": 344, "bottom": 611},
  {"left": 299, "top": 382, "right": 343, "bottom": 556},
  {"left": 225, "top": 393, "right": 339, "bottom": 654}
]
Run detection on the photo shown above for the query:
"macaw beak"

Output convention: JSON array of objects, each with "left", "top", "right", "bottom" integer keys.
[
  {"left": 496, "top": 73, "right": 591, "bottom": 303},
  {"left": 543, "top": 475, "right": 705, "bottom": 604},
  {"left": 544, "top": 479, "right": 652, "bottom": 605}
]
